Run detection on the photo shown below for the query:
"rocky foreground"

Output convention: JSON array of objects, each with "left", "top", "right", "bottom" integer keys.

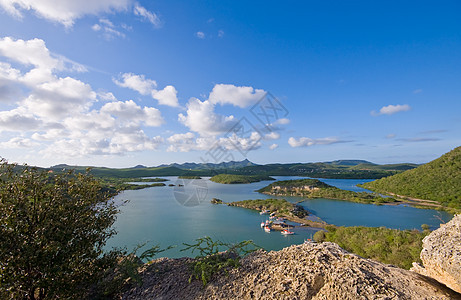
[
  {"left": 412, "top": 214, "right": 461, "bottom": 293},
  {"left": 121, "top": 240, "right": 460, "bottom": 299}
]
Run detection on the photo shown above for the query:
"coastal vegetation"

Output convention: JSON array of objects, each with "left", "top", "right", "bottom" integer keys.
[
  {"left": 0, "top": 162, "right": 120, "bottom": 299},
  {"left": 100, "top": 177, "right": 168, "bottom": 191},
  {"left": 210, "top": 174, "right": 275, "bottom": 184},
  {"left": 361, "top": 146, "right": 461, "bottom": 211},
  {"left": 178, "top": 175, "right": 202, "bottom": 179},
  {"left": 258, "top": 179, "right": 396, "bottom": 204},
  {"left": 181, "top": 237, "right": 259, "bottom": 286},
  {"left": 314, "top": 226, "right": 429, "bottom": 269}
]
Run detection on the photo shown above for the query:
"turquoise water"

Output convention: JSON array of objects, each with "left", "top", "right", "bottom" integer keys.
[{"left": 106, "top": 176, "right": 452, "bottom": 258}]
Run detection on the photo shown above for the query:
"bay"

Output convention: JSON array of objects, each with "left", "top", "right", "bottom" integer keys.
[{"left": 106, "top": 176, "right": 452, "bottom": 258}]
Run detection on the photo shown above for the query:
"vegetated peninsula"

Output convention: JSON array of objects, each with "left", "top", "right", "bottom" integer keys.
[
  {"left": 177, "top": 175, "right": 202, "bottom": 179},
  {"left": 210, "top": 174, "right": 275, "bottom": 184},
  {"left": 101, "top": 177, "right": 168, "bottom": 191},
  {"left": 227, "top": 198, "right": 308, "bottom": 218},
  {"left": 361, "top": 146, "right": 461, "bottom": 212},
  {"left": 258, "top": 178, "right": 395, "bottom": 204}
]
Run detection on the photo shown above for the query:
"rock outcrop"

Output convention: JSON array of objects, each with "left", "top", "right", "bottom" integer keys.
[
  {"left": 411, "top": 214, "right": 461, "bottom": 293},
  {"left": 121, "top": 242, "right": 460, "bottom": 299}
]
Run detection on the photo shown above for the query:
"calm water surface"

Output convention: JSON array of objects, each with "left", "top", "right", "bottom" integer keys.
[{"left": 106, "top": 176, "right": 452, "bottom": 258}]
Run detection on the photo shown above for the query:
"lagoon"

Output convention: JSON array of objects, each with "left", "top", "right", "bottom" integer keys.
[{"left": 106, "top": 176, "right": 452, "bottom": 258}]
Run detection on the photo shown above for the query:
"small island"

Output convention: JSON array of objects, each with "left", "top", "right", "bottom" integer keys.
[
  {"left": 258, "top": 179, "right": 396, "bottom": 205},
  {"left": 210, "top": 174, "right": 275, "bottom": 184},
  {"left": 119, "top": 182, "right": 166, "bottom": 190},
  {"left": 210, "top": 198, "right": 224, "bottom": 204}
]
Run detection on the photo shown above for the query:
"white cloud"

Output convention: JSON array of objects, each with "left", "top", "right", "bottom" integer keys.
[
  {"left": 0, "top": 37, "right": 167, "bottom": 158},
  {"left": 288, "top": 137, "right": 346, "bottom": 147},
  {"left": 196, "top": 31, "right": 205, "bottom": 39},
  {"left": 23, "top": 76, "right": 97, "bottom": 120},
  {"left": 167, "top": 132, "right": 196, "bottom": 152},
  {"left": 413, "top": 89, "right": 422, "bottom": 94},
  {"left": 219, "top": 131, "right": 262, "bottom": 152},
  {"left": 269, "top": 143, "right": 278, "bottom": 150},
  {"left": 264, "top": 131, "right": 280, "bottom": 140},
  {"left": 0, "top": 137, "right": 39, "bottom": 148},
  {"left": 113, "top": 72, "right": 157, "bottom": 95},
  {"left": 0, "top": 109, "right": 42, "bottom": 131},
  {"left": 0, "top": 37, "right": 61, "bottom": 70},
  {"left": 92, "top": 23, "right": 102, "bottom": 31},
  {"left": 134, "top": 4, "right": 161, "bottom": 27},
  {"left": 152, "top": 85, "right": 179, "bottom": 107},
  {"left": 275, "top": 118, "right": 290, "bottom": 125},
  {"left": 208, "top": 84, "right": 266, "bottom": 108},
  {"left": 178, "top": 98, "right": 236, "bottom": 136},
  {"left": 98, "top": 91, "right": 117, "bottom": 101},
  {"left": 218, "top": 30, "right": 224, "bottom": 38},
  {"left": 91, "top": 18, "right": 129, "bottom": 40},
  {"left": 0, "top": 0, "right": 130, "bottom": 28},
  {"left": 100, "top": 100, "right": 164, "bottom": 127},
  {"left": 371, "top": 104, "right": 411, "bottom": 116}
]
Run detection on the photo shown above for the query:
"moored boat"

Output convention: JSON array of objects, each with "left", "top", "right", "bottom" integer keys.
[
  {"left": 264, "top": 226, "right": 271, "bottom": 232},
  {"left": 281, "top": 229, "right": 294, "bottom": 235}
]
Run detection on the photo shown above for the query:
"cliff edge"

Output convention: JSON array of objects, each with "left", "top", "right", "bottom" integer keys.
[
  {"left": 122, "top": 241, "right": 459, "bottom": 299},
  {"left": 411, "top": 214, "right": 461, "bottom": 293}
]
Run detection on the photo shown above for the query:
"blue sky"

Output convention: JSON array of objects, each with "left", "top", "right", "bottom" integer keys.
[{"left": 0, "top": 1, "right": 460, "bottom": 167}]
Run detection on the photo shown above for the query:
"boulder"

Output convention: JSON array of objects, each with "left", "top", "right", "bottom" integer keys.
[{"left": 411, "top": 214, "right": 461, "bottom": 293}]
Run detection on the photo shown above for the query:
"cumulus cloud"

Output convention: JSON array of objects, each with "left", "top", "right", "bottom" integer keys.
[
  {"left": 371, "top": 104, "right": 411, "bottom": 116},
  {"left": 21, "top": 77, "right": 97, "bottom": 120},
  {"left": 0, "top": 36, "right": 167, "bottom": 158},
  {"left": 264, "top": 132, "right": 280, "bottom": 140},
  {"left": 113, "top": 72, "right": 157, "bottom": 95},
  {"left": 114, "top": 72, "right": 179, "bottom": 107},
  {"left": 0, "top": 137, "right": 39, "bottom": 148},
  {"left": 196, "top": 31, "right": 205, "bottom": 39},
  {"left": 0, "top": 0, "right": 131, "bottom": 27},
  {"left": 134, "top": 4, "right": 161, "bottom": 27},
  {"left": 288, "top": 137, "right": 348, "bottom": 147},
  {"left": 167, "top": 132, "right": 196, "bottom": 152},
  {"left": 0, "top": 37, "right": 61, "bottom": 70},
  {"left": 178, "top": 98, "right": 236, "bottom": 136},
  {"left": 219, "top": 131, "right": 262, "bottom": 152},
  {"left": 152, "top": 85, "right": 179, "bottom": 107},
  {"left": 0, "top": 109, "right": 42, "bottom": 131},
  {"left": 0, "top": 0, "right": 130, "bottom": 27},
  {"left": 269, "top": 143, "right": 278, "bottom": 150},
  {"left": 100, "top": 100, "right": 164, "bottom": 127},
  {"left": 208, "top": 84, "right": 266, "bottom": 108}
]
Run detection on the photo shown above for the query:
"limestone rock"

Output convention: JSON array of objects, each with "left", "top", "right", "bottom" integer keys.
[
  {"left": 121, "top": 242, "right": 459, "bottom": 299},
  {"left": 411, "top": 214, "right": 461, "bottom": 293}
]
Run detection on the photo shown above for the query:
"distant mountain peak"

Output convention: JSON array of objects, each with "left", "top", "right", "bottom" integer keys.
[{"left": 133, "top": 165, "right": 147, "bottom": 169}]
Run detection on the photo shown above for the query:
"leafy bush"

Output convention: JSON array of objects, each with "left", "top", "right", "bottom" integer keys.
[
  {"left": 181, "top": 237, "right": 259, "bottom": 286},
  {"left": 0, "top": 161, "right": 121, "bottom": 299},
  {"left": 320, "top": 226, "right": 428, "bottom": 269}
]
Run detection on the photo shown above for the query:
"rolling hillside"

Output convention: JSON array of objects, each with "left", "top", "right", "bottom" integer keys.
[{"left": 361, "top": 147, "right": 461, "bottom": 210}]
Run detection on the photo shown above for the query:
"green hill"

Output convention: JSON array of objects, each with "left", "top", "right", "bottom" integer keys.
[{"left": 361, "top": 147, "right": 461, "bottom": 210}]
